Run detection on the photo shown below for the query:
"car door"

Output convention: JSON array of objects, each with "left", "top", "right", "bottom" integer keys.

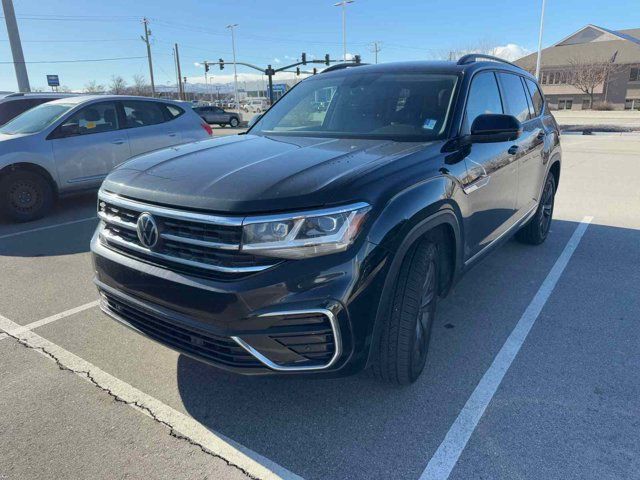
[
  {"left": 460, "top": 71, "right": 520, "bottom": 260},
  {"left": 497, "top": 72, "right": 544, "bottom": 215},
  {"left": 121, "top": 100, "right": 182, "bottom": 156},
  {"left": 522, "top": 78, "right": 549, "bottom": 210},
  {"left": 211, "top": 108, "right": 228, "bottom": 124},
  {"left": 50, "top": 101, "right": 130, "bottom": 189}
]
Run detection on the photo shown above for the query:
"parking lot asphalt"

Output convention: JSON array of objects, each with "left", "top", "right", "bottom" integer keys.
[{"left": 1, "top": 134, "right": 639, "bottom": 480}]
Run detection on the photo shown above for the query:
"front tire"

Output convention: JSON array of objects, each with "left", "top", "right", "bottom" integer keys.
[
  {"left": 0, "top": 170, "right": 54, "bottom": 223},
  {"left": 371, "top": 238, "right": 439, "bottom": 385},
  {"left": 516, "top": 173, "right": 556, "bottom": 245}
]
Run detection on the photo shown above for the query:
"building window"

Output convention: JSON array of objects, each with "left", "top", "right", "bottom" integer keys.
[
  {"left": 630, "top": 67, "right": 639, "bottom": 82},
  {"left": 625, "top": 99, "right": 640, "bottom": 110},
  {"left": 541, "top": 72, "right": 547, "bottom": 85},
  {"left": 582, "top": 98, "right": 592, "bottom": 110},
  {"left": 558, "top": 99, "right": 573, "bottom": 110}
]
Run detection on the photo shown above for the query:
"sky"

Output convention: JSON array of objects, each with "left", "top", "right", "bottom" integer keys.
[{"left": 1, "top": 0, "right": 638, "bottom": 91}]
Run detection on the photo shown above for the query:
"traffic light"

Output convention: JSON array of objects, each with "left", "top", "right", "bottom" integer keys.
[
  {"left": 301, "top": 52, "right": 307, "bottom": 65},
  {"left": 219, "top": 59, "right": 224, "bottom": 70},
  {"left": 354, "top": 54, "right": 361, "bottom": 64},
  {"left": 325, "top": 54, "right": 330, "bottom": 66},
  {"left": 204, "top": 61, "right": 210, "bottom": 73},
  {"left": 296, "top": 67, "right": 300, "bottom": 76}
]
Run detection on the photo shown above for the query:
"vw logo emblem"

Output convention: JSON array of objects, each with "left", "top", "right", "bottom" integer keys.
[{"left": 136, "top": 213, "right": 159, "bottom": 249}]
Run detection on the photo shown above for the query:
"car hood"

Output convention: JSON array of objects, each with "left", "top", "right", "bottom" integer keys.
[{"left": 102, "top": 134, "right": 436, "bottom": 213}]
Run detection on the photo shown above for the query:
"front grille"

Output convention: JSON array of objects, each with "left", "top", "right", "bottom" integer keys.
[
  {"left": 97, "top": 191, "right": 277, "bottom": 279},
  {"left": 100, "top": 291, "right": 263, "bottom": 369}
]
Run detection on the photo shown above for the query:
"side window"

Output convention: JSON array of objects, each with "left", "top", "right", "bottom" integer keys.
[
  {"left": 122, "top": 100, "right": 166, "bottom": 128},
  {"left": 464, "top": 72, "right": 503, "bottom": 133},
  {"left": 525, "top": 78, "right": 544, "bottom": 117},
  {"left": 162, "top": 103, "right": 184, "bottom": 119},
  {"left": 497, "top": 73, "right": 531, "bottom": 123},
  {"left": 62, "top": 102, "right": 119, "bottom": 136}
]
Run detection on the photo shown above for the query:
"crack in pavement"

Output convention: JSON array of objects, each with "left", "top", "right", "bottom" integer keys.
[{"left": 0, "top": 314, "right": 301, "bottom": 480}]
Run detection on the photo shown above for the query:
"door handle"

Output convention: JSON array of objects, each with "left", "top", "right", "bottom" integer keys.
[
  {"left": 508, "top": 145, "right": 519, "bottom": 155},
  {"left": 536, "top": 131, "right": 545, "bottom": 140},
  {"left": 168, "top": 132, "right": 177, "bottom": 137},
  {"left": 112, "top": 139, "right": 126, "bottom": 145}
]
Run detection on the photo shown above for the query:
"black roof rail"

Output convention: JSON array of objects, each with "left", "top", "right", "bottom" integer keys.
[
  {"left": 321, "top": 62, "right": 368, "bottom": 74},
  {"left": 457, "top": 54, "right": 521, "bottom": 69}
]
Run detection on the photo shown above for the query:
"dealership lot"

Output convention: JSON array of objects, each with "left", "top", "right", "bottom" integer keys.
[{"left": 1, "top": 134, "right": 639, "bottom": 480}]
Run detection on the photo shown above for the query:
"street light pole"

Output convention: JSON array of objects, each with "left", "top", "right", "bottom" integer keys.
[
  {"left": 334, "top": 0, "right": 354, "bottom": 62},
  {"left": 227, "top": 24, "right": 240, "bottom": 116},
  {"left": 2, "top": 0, "right": 30, "bottom": 92},
  {"left": 535, "top": 0, "right": 546, "bottom": 80}
]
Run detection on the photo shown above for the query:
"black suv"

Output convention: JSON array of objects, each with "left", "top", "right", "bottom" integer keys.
[{"left": 92, "top": 56, "right": 560, "bottom": 384}]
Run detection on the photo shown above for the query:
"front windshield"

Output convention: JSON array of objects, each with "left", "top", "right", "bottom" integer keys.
[
  {"left": 0, "top": 103, "right": 74, "bottom": 135},
  {"left": 251, "top": 71, "right": 458, "bottom": 141}
]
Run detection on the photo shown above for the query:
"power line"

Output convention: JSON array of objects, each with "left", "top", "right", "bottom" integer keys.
[
  {"left": 0, "top": 38, "right": 140, "bottom": 43},
  {"left": 0, "top": 56, "right": 147, "bottom": 64}
]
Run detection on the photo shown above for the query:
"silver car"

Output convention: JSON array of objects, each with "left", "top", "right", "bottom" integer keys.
[
  {"left": 0, "top": 95, "right": 212, "bottom": 222},
  {"left": 193, "top": 106, "right": 241, "bottom": 127}
]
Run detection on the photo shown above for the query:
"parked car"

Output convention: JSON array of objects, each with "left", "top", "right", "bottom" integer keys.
[
  {"left": 92, "top": 57, "right": 561, "bottom": 384},
  {"left": 0, "top": 95, "right": 213, "bottom": 222},
  {"left": 0, "top": 92, "right": 77, "bottom": 126},
  {"left": 193, "top": 105, "right": 241, "bottom": 127}
]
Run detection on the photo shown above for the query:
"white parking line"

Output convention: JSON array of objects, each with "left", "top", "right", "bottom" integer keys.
[
  {"left": 420, "top": 216, "right": 593, "bottom": 480},
  {"left": 0, "top": 216, "right": 97, "bottom": 240},
  {"left": 0, "top": 300, "right": 99, "bottom": 342},
  {"left": 0, "top": 312, "right": 304, "bottom": 480}
]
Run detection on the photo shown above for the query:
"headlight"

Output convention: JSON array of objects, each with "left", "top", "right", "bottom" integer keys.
[{"left": 241, "top": 202, "right": 370, "bottom": 259}]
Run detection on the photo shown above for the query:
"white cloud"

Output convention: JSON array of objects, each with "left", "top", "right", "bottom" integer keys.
[
  {"left": 492, "top": 44, "right": 531, "bottom": 61},
  {"left": 274, "top": 58, "right": 281, "bottom": 64}
]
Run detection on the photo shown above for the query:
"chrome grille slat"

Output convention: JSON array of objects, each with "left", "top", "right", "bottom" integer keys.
[{"left": 98, "top": 191, "right": 276, "bottom": 277}]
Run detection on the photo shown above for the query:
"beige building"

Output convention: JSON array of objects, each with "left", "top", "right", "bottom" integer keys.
[{"left": 516, "top": 25, "right": 640, "bottom": 110}]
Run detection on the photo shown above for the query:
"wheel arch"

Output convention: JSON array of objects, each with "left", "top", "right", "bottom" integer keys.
[
  {"left": 549, "top": 158, "right": 561, "bottom": 191},
  {"left": 0, "top": 162, "right": 59, "bottom": 196}
]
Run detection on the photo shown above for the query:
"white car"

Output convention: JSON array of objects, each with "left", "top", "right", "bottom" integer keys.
[{"left": 0, "top": 95, "right": 213, "bottom": 222}]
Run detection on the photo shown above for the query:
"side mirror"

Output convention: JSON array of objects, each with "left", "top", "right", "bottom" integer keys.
[
  {"left": 58, "top": 122, "right": 80, "bottom": 138},
  {"left": 469, "top": 114, "right": 521, "bottom": 143},
  {"left": 248, "top": 114, "right": 262, "bottom": 128}
]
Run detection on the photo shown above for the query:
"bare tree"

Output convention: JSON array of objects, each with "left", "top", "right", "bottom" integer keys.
[
  {"left": 58, "top": 85, "right": 72, "bottom": 93},
  {"left": 109, "top": 76, "right": 128, "bottom": 95},
  {"left": 567, "top": 56, "right": 621, "bottom": 109},
  {"left": 130, "top": 74, "right": 151, "bottom": 96},
  {"left": 84, "top": 80, "right": 105, "bottom": 93}
]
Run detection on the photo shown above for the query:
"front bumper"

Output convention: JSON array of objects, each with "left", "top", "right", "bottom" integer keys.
[{"left": 91, "top": 229, "right": 389, "bottom": 376}]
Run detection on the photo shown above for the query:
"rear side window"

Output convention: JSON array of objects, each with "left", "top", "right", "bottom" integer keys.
[
  {"left": 163, "top": 103, "right": 184, "bottom": 119},
  {"left": 525, "top": 78, "right": 544, "bottom": 117},
  {"left": 464, "top": 72, "right": 503, "bottom": 133},
  {"left": 122, "top": 100, "right": 166, "bottom": 128},
  {"left": 497, "top": 73, "right": 531, "bottom": 122},
  {"left": 0, "top": 99, "right": 50, "bottom": 125}
]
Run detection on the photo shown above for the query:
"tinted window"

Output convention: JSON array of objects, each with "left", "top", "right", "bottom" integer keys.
[
  {"left": 163, "top": 104, "right": 184, "bottom": 119},
  {"left": 122, "top": 100, "right": 166, "bottom": 128},
  {"left": 464, "top": 72, "right": 503, "bottom": 133},
  {"left": 251, "top": 72, "right": 459, "bottom": 141},
  {"left": 0, "top": 102, "right": 73, "bottom": 134},
  {"left": 63, "top": 102, "right": 119, "bottom": 135},
  {"left": 0, "top": 98, "right": 53, "bottom": 125},
  {"left": 525, "top": 78, "right": 544, "bottom": 116},
  {"left": 498, "top": 73, "right": 530, "bottom": 122}
]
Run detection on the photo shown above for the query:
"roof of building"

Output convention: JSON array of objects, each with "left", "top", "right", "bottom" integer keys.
[{"left": 515, "top": 25, "right": 640, "bottom": 70}]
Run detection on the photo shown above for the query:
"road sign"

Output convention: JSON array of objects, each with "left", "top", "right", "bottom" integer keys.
[
  {"left": 272, "top": 83, "right": 287, "bottom": 94},
  {"left": 46, "top": 75, "right": 60, "bottom": 87}
]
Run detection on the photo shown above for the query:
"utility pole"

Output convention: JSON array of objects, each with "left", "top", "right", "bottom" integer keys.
[
  {"left": 369, "top": 41, "right": 382, "bottom": 64},
  {"left": 535, "top": 0, "right": 546, "bottom": 80},
  {"left": 174, "top": 43, "right": 184, "bottom": 100},
  {"left": 334, "top": 0, "right": 354, "bottom": 61},
  {"left": 141, "top": 18, "right": 156, "bottom": 97},
  {"left": 2, "top": 0, "right": 30, "bottom": 92},
  {"left": 227, "top": 24, "right": 240, "bottom": 116}
]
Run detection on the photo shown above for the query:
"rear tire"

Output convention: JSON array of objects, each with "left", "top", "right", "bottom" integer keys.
[
  {"left": 371, "top": 238, "right": 439, "bottom": 385},
  {"left": 229, "top": 117, "right": 240, "bottom": 128},
  {"left": 0, "top": 170, "right": 54, "bottom": 223},
  {"left": 516, "top": 173, "right": 556, "bottom": 245}
]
